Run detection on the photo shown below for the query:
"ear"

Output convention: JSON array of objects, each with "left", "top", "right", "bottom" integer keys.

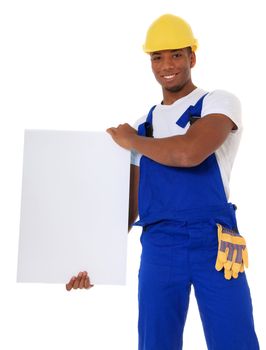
[{"left": 190, "top": 51, "right": 196, "bottom": 68}]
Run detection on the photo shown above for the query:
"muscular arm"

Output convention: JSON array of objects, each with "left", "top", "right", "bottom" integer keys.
[
  {"left": 107, "top": 114, "right": 235, "bottom": 168},
  {"left": 128, "top": 164, "right": 139, "bottom": 232},
  {"left": 129, "top": 114, "right": 235, "bottom": 167}
]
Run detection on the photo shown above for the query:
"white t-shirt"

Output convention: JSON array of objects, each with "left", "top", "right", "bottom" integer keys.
[{"left": 130, "top": 88, "right": 242, "bottom": 199}]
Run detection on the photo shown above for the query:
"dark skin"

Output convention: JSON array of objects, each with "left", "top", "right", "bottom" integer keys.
[
  {"left": 151, "top": 47, "right": 197, "bottom": 104},
  {"left": 66, "top": 271, "right": 93, "bottom": 291},
  {"left": 66, "top": 48, "right": 235, "bottom": 291}
]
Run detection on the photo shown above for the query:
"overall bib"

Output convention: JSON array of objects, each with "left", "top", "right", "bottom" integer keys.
[{"left": 134, "top": 95, "right": 260, "bottom": 350}]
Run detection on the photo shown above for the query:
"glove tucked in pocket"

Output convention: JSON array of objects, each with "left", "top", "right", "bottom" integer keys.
[{"left": 215, "top": 223, "right": 248, "bottom": 280}]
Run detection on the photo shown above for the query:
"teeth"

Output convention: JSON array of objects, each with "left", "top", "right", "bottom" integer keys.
[{"left": 164, "top": 74, "right": 175, "bottom": 79}]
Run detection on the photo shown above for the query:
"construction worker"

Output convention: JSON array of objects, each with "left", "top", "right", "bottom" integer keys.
[{"left": 66, "top": 14, "right": 260, "bottom": 350}]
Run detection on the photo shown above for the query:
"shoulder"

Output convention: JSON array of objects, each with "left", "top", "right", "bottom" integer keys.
[
  {"left": 202, "top": 89, "right": 242, "bottom": 131},
  {"left": 203, "top": 89, "right": 241, "bottom": 112}
]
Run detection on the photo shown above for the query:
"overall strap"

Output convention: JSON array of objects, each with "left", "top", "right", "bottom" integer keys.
[
  {"left": 137, "top": 92, "right": 209, "bottom": 138},
  {"left": 176, "top": 93, "right": 209, "bottom": 128},
  {"left": 137, "top": 105, "right": 156, "bottom": 137}
]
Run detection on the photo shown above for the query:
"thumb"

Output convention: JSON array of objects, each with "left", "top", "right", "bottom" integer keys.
[{"left": 106, "top": 127, "right": 116, "bottom": 136}]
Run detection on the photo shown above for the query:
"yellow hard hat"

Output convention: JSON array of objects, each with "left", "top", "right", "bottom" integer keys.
[{"left": 143, "top": 14, "right": 198, "bottom": 53}]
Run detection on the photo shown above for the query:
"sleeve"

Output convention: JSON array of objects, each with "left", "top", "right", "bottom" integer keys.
[
  {"left": 130, "top": 115, "right": 147, "bottom": 167},
  {"left": 201, "top": 90, "right": 242, "bottom": 133},
  {"left": 130, "top": 149, "right": 142, "bottom": 167}
]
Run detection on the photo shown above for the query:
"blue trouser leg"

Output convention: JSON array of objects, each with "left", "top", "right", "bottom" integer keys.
[
  {"left": 138, "top": 224, "right": 191, "bottom": 350},
  {"left": 138, "top": 260, "right": 191, "bottom": 350},
  {"left": 138, "top": 220, "right": 260, "bottom": 350},
  {"left": 190, "top": 237, "right": 260, "bottom": 349}
]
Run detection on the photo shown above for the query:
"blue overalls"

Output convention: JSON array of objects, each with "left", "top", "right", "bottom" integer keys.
[{"left": 134, "top": 95, "right": 259, "bottom": 350}]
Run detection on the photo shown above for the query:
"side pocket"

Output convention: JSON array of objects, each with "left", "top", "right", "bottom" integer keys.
[{"left": 215, "top": 223, "right": 249, "bottom": 280}]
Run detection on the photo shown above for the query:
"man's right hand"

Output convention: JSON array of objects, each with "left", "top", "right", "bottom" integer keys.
[{"left": 65, "top": 271, "right": 94, "bottom": 291}]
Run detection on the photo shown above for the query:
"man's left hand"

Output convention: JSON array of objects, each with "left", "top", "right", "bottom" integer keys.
[{"left": 106, "top": 123, "right": 137, "bottom": 150}]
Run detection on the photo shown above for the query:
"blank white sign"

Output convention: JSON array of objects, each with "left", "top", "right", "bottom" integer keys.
[{"left": 17, "top": 130, "right": 130, "bottom": 285}]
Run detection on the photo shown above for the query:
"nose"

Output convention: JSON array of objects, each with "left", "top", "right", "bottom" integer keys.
[{"left": 161, "top": 55, "right": 175, "bottom": 71}]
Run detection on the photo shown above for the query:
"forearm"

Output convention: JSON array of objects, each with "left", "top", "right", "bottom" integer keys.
[
  {"left": 128, "top": 164, "right": 139, "bottom": 233},
  {"left": 130, "top": 134, "right": 191, "bottom": 167},
  {"left": 107, "top": 114, "right": 234, "bottom": 169},
  {"left": 128, "top": 213, "right": 138, "bottom": 233}
]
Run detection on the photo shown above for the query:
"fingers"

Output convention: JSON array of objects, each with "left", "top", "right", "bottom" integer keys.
[
  {"left": 215, "top": 257, "right": 223, "bottom": 271},
  {"left": 106, "top": 128, "right": 116, "bottom": 136},
  {"left": 73, "top": 271, "right": 85, "bottom": 289},
  {"left": 240, "top": 262, "right": 245, "bottom": 273},
  {"left": 66, "top": 276, "right": 76, "bottom": 291},
  {"left": 65, "top": 271, "right": 94, "bottom": 291},
  {"left": 242, "top": 247, "right": 249, "bottom": 268},
  {"left": 73, "top": 273, "right": 81, "bottom": 289},
  {"left": 232, "top": 262, "right": 241, "bottom": 279},
  {"left": 106, "top": 124, "right": 131, "bottom": 134},
  {"left": 224, "top": 268, "right": 232, "bottom": 280}
]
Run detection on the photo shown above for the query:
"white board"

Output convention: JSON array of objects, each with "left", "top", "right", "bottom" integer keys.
[{"left": 17, "top": 130, "right": 130, "bottom": 285}]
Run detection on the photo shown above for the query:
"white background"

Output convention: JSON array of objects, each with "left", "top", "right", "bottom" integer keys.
[{"left": 0, "top": 0, "right": 265, "bottom": 349}]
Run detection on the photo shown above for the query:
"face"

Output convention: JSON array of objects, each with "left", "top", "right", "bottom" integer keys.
[{"left": 150, "top": 48, "right": 196, "bottom": 94}]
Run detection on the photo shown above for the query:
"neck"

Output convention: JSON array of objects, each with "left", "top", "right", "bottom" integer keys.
[{"left": 162, "top": 81, "right": 197, "bottom": 105}]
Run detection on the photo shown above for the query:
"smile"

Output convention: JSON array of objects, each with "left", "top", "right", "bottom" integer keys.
[{"left": 162, "top": 74, "right": 177, "bottom": 81}]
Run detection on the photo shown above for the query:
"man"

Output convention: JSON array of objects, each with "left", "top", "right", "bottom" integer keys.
[{"left": 66, "top": 14, "right": 259, "bottom": 350}]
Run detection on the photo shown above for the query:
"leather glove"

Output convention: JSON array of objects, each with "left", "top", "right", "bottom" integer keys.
[{"left": 215, "top": 223, "right": 248, "bottom": 280}]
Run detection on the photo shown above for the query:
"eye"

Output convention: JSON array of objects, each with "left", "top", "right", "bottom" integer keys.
[
  {"left": 151, "top": 55, "right": 161, "bottom": 61},
  {"left": 172, "top": 52, "right": 182, "bottom": 58}
]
